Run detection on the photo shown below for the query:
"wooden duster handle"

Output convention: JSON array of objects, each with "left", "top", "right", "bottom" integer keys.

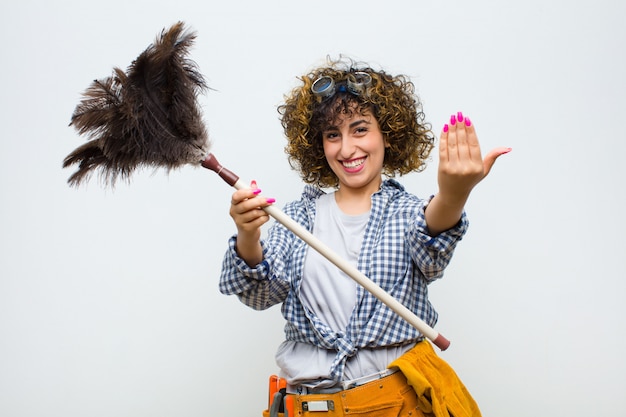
[{"left": 202, "top": 153, "right": 450, "bottom": 350}]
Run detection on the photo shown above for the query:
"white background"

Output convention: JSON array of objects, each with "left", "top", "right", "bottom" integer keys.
[{"left": 1, "top": 1, "right": 625, "bottom": 416}]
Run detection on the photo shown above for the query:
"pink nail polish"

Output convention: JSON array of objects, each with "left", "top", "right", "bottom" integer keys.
[
  {"left": 465, "top": 117, "right": 471, "bottom": 127},
  {"left": 443, "top": 124, "right": 449, "bottom": 133},
  {"left": 450, "top": 115, "right": 457, "bottom": 125},
  {"left": 457, "top": 112, "right": 464, "bottom": 123},
  {"left": 252, "top": 188, "right": 262, "bottom": 195},
  {"left": 266, "top": 198, "right": 276, "bottom": 204},
  {"left": 251, "top": 180, "right": 257, "bottom": 188}
]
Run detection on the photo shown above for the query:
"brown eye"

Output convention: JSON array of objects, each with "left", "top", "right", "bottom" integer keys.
[{"left": 324, "top": 131, "right": 339, "bottom": 141}]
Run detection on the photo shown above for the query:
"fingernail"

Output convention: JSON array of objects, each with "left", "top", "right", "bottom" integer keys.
[
  {"left": 450, "top": 114, "right": 457, "bottom": 125},
  {"left": 457, "top": 112, "right": 464, "bottom": 123},
  {"left": 252, "top": 188, "right": 262, "bottom": 195},
  {"left": 502, "top": 147, "right": 512, "bottom": 155},
  {"left": 465, "top": 117, "right": 471, "bottom": 127},
  {"left": 251, "top": 180, "right": 257, "bottom": 188},
  {"left": 266, "top": 198, "right": 276, "bottom": 204},
  {"left": 443, "top": 124, "right": 449, "bottom": 133}
]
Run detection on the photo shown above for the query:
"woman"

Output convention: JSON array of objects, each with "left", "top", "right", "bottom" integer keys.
[{"left": 219, "top": 58, "right": 510, "bottom": 416}]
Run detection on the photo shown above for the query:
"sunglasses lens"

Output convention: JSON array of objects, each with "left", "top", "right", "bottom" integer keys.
[
  {"left": 312, "top": 76, "right": 335, "bottom": 97},
  {"left": 347, "top": 72, "right": 372, "bottom": 95},
  {"left": 354, "top": 72, "right": 372, "bottom": 85}
]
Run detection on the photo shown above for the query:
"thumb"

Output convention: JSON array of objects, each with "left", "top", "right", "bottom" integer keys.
[{"left": 483, "top": 147, "right": 512, "bottom": 177}]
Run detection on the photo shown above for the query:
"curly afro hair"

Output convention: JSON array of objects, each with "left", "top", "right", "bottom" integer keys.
[{"left": 278, "top": 58, "right": 435, "bottom": 189}]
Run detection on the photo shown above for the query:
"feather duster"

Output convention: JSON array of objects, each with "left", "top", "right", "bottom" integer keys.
[{"left": 64, "top": 21, "right": 210, "bottom": 186}]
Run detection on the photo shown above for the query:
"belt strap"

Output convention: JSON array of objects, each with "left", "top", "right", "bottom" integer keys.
[
  {"left": 341, "top": 367, "right": 399, "bottom": 390},
  {"left": 294, "top": 367, "right": 400, "bottom": 395}
]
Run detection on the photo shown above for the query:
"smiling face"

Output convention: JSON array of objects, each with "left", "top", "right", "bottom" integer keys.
[{"left": 322, "top": 108, "right": 388, "bottom": 197}]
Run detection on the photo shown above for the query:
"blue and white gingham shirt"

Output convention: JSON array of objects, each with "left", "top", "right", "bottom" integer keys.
[{"left": 219, "top": 179, "right": 468, "bottom": 381}]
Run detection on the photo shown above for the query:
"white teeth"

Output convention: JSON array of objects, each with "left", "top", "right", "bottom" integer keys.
[{"left": 343, "top": 158, "right": 364, "bottom": 168}]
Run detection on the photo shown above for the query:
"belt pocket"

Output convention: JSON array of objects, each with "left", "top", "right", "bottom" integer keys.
[
  {"left": 339, "top": 398, "right": 403, "bottom": 416},
  {"left": 340, "top": 373, "right": 423, "bottom": 417},
  {"left": 294, "top": 392, "right": 404, "bottom": 417}
]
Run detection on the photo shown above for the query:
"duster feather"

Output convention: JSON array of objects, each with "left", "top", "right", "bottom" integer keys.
[{"left": 64, "top": 22, "right": 210, "bottom": 186}]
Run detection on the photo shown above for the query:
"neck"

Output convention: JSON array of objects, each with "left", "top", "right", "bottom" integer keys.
[{"left": 334, "top": 179, "right": 381, "bottom": 215}]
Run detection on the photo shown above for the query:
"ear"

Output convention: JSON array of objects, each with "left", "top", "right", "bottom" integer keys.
[{"left": 384, "top": 136, "right": 391, "bottom": 148}]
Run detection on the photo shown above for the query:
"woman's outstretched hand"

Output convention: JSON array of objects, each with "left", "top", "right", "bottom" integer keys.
[
  {"left": 425, "top": 112, "right": 510, "bottom": 236},
  {"left": 438, "top": 112, "right": 511, "bottom": 199}
]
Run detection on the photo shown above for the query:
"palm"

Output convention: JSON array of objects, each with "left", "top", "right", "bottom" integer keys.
[{"left": 438, "top": 113, "right": 510, "bottom": 197}]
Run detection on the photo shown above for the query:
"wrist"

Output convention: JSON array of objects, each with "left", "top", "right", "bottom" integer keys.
[{"left": 434, "top": 190, "right": 470, "bottom": 209}]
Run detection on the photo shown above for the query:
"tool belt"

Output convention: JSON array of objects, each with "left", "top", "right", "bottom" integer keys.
[{"left": 263, "top": 370, "right": 427, "bottom": 417}]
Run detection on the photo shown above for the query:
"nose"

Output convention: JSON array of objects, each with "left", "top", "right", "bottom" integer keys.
[{"left": 339, "top": 135, "right": 357, "bottom": 159}]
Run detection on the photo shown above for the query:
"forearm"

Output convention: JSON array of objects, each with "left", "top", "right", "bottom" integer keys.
[
  {"left": 424, "top": 192, "right": 469, "bottom": 236},
  {"left": 219, "top": 242, "right": 289, "bottom": 310},
  {"left": 235, "top": 231, "right": 264, "bottom": 267}
]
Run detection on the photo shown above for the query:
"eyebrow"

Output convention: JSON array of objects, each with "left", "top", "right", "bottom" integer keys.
[
  {"left": 324, "top": 118, "right": 371, "bottom": 131},
  {"left": 349, "top": 119, "right": 371, "bottom": 129}
]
